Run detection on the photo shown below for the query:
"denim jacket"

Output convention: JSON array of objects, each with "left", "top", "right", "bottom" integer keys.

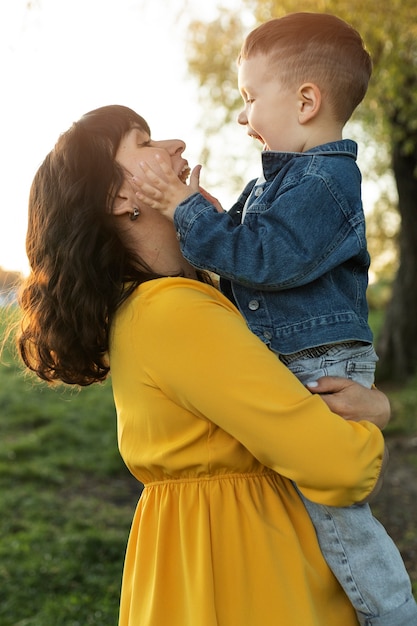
[{"left": 174, "top": 140, "right": 373, "bottom": 354}]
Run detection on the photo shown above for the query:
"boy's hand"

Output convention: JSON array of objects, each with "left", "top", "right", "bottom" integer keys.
[
  {"left": 132, "top": 155, "right": 223, "bottom": 220},
  {"left": 306, "top": 377, "right": 391, "bottom": 429},
  {"left": 132, "top": 155, "right": 197, "bottom": 220}
]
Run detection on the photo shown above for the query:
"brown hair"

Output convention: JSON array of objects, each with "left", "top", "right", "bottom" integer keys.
[
  {"left": 17, "top": 105, "right": 209, "bottom": 386},
  {"left": 238, "top": 12, "right": 372, "bottom": 124}
]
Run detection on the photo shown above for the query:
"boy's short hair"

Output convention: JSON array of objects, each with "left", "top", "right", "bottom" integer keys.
[{"left": 238, "top": 12, "right": 372, "bottom": 124}]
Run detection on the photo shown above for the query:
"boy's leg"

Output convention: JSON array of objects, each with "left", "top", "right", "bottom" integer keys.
[
  {"left": 298, "top": 494, "right": 417, "bottom": 626},
  {"left": 279, "top": 341, "right": 378, "bottom": 387},
  {"left": 283, "top": 344, "right": 417, "bottom": 624}
]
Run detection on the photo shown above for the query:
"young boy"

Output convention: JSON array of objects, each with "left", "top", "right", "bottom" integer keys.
[{"left": 134, "top": 13, "right": 417, "bottom": 625}]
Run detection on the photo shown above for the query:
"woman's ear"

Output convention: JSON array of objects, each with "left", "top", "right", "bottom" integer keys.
[
  {"left": 112, "top": 195, "right": 131, "bottom": 217},
  {"left": 297, "top": 82, "right": 321, "bottom": 124},
  {"left": 111, "top": 182, "right": 136, "bottom": 217}
]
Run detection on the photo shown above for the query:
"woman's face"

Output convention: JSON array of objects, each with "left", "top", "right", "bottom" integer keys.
[
  {"left": 115, "top": 126, "right": 190, "bottom": 183},
  {"left": 112, "top": 125, "right": 197, "bottom": 280}
]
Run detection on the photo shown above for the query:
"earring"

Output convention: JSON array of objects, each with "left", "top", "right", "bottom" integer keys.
[{"left": 129, "top": 207, "right": 140, "bottom": 221}]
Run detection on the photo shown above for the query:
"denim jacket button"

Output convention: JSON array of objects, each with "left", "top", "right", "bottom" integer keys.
[
  {"left": 248, "top": 299, "right": 260, "bottom": 311},
  {"left": 254, "top": 187, "right": 263, "bottom": 196},
  {"left": 263, "top": 331, "right": 272, "bottom": 340}
]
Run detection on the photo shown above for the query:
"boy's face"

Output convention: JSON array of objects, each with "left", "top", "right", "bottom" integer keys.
[{"left": 237, "top": 54, "right": 303, "bottom": 152}]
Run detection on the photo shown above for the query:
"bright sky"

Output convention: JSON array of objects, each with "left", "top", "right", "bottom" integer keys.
[{"left": 0, "top": 0, "right": 254, "bottom": 275}]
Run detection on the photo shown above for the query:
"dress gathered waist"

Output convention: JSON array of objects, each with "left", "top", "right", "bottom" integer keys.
[{"left": 144, "top": 470, "right": 276, "bottom": 488}]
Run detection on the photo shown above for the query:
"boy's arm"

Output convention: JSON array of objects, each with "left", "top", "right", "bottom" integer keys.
[{"left": 133, "top": 155, "right": 364, "bottom": 289}]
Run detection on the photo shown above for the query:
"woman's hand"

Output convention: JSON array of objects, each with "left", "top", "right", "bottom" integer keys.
[{"left": 306, "top": 377, "right": 391, "bottom": 430}]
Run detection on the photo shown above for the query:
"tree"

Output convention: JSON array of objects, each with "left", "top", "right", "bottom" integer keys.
[{"left": 185, "top": 0, "right": 417, "bottom": 381}]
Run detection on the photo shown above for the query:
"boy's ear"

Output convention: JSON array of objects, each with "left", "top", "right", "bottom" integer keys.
[{"left": 297, "top": 82, "right": 321, "bottom": 123}]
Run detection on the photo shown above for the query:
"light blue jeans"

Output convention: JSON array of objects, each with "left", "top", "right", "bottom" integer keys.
[{"left": 279, "top": 341, "right": 417, "bottom": 626}]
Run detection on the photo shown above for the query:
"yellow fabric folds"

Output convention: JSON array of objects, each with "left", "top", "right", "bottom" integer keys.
[{"left": 110, "top": 278, "right": 384, "bottom": 626}]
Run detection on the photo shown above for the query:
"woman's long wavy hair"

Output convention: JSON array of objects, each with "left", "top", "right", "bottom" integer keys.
[{"left": 18, "top": 105, "right": 201, "bottom": 386}]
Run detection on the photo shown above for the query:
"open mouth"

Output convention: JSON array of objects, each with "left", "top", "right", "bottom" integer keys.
[
  {"left": 178, "top": 164, "right": 191, "bottom": 184},
  {"left": 249, "top": 131, "right": 264, "bottom": 145}
]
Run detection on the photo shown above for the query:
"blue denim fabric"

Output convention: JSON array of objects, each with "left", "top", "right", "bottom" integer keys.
[
  {"left": 297, "top": 494, "right": 417, "bottom": 625},
  {"left": 174, "top": 140, "right": 373, "bottom": 354},
  {"left": 279, "top": 341, "right": 378, "bottom": 387},
  {"left": 285, "top": 346, "right": 417, "bottom": 624}
]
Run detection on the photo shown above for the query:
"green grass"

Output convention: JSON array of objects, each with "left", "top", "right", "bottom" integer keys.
[
  {"left": 0, "top": 310, "right": 140, "bottom": 626},
  {"left": 1, "top": 306, "right": 416, "bottom": 624}
]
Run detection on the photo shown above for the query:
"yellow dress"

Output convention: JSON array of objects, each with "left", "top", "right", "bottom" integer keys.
[{"left": 109, "top": 278, "right": 385, "bottom": 626}]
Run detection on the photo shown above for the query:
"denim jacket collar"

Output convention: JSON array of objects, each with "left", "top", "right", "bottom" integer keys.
[{"left": 261, "top": 139, "right": 358, "bottom": 181}]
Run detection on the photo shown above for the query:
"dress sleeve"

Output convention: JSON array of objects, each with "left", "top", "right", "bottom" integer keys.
[{"left": 138, "top": 280, "right": 385, "bottom": 506}]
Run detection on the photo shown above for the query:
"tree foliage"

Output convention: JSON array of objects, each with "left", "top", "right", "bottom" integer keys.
[{"left": 186, "top": 0, "right": 417, "bottom": 380}]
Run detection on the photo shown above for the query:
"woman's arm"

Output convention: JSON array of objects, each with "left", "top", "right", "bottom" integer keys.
[
  {"left": 306, "top": 377, "right": 390, "bottom": 502},
  {"left": 136, "top": 280, "right": 385, "bottom": 507}
]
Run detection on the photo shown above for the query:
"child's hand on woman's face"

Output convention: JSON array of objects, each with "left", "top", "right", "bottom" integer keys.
[
  {"left": 132, "top": 156, "right": 200, "bottom": 220},
  {"left": 132, "top": 156, "right": 224, "bottom": 218}
]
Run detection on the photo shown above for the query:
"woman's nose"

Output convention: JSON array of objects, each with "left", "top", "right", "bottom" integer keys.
[{"left": 156, "top": 139, "right": 186, "bottom": 155}]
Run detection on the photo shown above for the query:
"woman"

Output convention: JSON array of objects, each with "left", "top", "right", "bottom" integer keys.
[{"left": 18, "top": 105, "right": 389, "bottom": 626}]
